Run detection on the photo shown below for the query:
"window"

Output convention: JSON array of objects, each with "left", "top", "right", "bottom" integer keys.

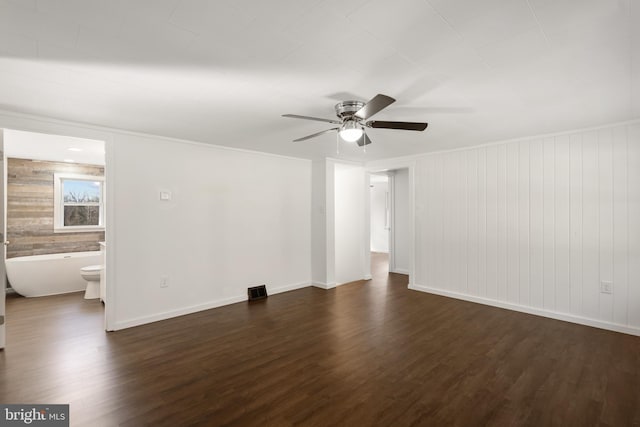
[{"left": 54, "top": 173, "right": 105, "bottom": 232}]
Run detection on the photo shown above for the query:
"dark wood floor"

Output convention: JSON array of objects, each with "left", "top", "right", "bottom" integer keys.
[{"left": 2, "top": 253, "right": 640, "bottom": 426}]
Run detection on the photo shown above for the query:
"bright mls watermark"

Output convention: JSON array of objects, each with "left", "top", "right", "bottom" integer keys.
[{"left": 1, "top": 405, "right": 69, "bottom": 426}]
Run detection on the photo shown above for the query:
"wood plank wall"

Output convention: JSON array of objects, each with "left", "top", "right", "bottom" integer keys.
[
  {"left": 7, "top": 158, "right": 105, "bottom": 258},
  {"left": 414, "top": 123, "right": 640, "bottom": 331}
]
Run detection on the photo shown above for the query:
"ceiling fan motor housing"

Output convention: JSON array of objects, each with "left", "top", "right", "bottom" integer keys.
[{"left": 334, "top": 100, "right": 365, "bottom": 119}]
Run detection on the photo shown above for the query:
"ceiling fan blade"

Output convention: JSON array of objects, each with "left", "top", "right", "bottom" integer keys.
[
  {"left": 366, "top": 120, "right": 428, "bottom": 131},
  {"left": 354, "top": 94, "right": 396, "bottom": 120},
  {"left": 282, "top": 114, "right": 341, "bottom": 124},
  {"left": 356, "top": 132, "right": 372, "bottom": 147},
  {"left": 293, "top": 128, "right": 339, "bottom": 142}
]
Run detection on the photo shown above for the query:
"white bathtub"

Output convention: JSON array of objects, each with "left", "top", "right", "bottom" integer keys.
[{"left": 5, "top": 251, "right": 102, "bottom": 297}]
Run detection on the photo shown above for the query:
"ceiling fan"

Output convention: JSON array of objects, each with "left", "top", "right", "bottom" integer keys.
[{"left": 282, "top": 94, "right": 428, "bottom": 147}]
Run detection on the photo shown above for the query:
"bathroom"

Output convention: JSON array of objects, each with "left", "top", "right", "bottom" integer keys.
[{"left": 2, "top": 129, "right": 107, "bottom": 337}]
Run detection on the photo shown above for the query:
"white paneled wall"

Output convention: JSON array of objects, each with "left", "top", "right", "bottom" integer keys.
[{"left": 413, "top": 123, "right": 640, "bottom": 334}]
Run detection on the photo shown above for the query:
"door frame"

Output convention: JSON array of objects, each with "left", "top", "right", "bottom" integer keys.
[
  {"left": 0, "top": 112, "right": 116, "bottom": 335},
  {"left": 0, "top": 129, "right": 5, "bottom": 349}
]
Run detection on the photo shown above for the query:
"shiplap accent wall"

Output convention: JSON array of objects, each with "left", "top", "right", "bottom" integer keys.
[
  {"left": 412, "top": 123, "right": 640, "bottom": 334},
  {"left": 7, "top": 158, "right": 105, "bottom": 258}
]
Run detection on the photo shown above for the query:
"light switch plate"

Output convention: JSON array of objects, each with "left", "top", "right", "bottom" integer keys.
[{"left": 159, "top": 191, "right": 171, "bottom": 201}]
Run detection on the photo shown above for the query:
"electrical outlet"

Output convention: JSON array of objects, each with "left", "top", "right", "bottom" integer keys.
[
  {"left": 160, "top": 276, "right": 169, "bottom": 288},
  {"left": 600, "top": 281, "right": 613, "bottom": 294}
]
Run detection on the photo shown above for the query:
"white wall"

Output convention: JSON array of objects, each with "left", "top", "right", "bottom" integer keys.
[
  {"left": 633, "top": 0, "right": 640, "bottom": 117},
  {"left": 391, "top": 169, "right": 410, "bottom": 274},
  {"left": 0, "top": 110, "right": 312, "bottom": 331},
  {"left": 370, "top": 176, "right": 389, "bottom": 253},
  {"left": 311, "top": 160, "right": 328, "bottom": 285},
  {"left": 112, "top": 134, "right": 311, "bottom": 328},
  {"left": 412, "top": 122, "right": 640, "bottom": 335},
  {"left": 311, "top": 159, "right": 337, "bottom": 288},
  {"left": 334, "top": 162, "right": 366, "bottom": 285}
]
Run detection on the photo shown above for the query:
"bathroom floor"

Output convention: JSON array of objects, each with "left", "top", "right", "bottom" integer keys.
[{"left": 4, "top": 291, "right": 103, "bottom": 336}]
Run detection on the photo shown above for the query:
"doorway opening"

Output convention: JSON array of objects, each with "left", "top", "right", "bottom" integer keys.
[
  {"left": 369, "top": 168, "right": 410, "bottom": 281},
  {"left": 1, "top": 128, "right": 108, "bottom": 349},
  {"left": 369, "top": 173, "right": 390, "bottom": 276}
]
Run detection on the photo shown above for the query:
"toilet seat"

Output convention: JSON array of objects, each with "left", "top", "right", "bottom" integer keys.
[{"left": 81, "top": 265, "right": 102, "bottom": 273}]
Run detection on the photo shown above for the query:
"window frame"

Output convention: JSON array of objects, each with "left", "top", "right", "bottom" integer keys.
[{"left": 53, "top": 172, "right": 105, "bottom": 233}]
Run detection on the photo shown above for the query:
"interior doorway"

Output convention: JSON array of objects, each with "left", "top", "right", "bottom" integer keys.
[
  {"left": 369, "top": 173, "right": 389, "bottom": 253},
  {"left": 2, "top": 128, "right": 108, "bottom": 350},
  {"left": 369, "top": 168, "right": 410, "bottom": 278}
]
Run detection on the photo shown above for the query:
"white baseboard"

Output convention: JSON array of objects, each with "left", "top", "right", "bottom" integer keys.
[
  {"left": 312, "top": 282, "right": 336, "bottom": 290},
  {"left": 113, "top": 295, "right": 246, "bottom": 330},
  {"left": 113, "top": 282, "right": 310, "bottom": 330},
  {"left": 324, "top": 275, "right": 373, "bottom": 287},
  {"left": 269, "top": 282, "right": 310, "bottom": 295},
  {"left": 409, "top": 284, "right": 640, "bottom": 337},
  {"left": 390, "top": 268, "right": 409, "bottom": 275}
]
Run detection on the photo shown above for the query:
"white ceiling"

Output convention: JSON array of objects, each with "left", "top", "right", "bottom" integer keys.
[
  {"left": 4, "top": 129, "right": 105, "bottom": 165},
  {"left": 0, "top": 0, "right": 637, "bottom": 161}
]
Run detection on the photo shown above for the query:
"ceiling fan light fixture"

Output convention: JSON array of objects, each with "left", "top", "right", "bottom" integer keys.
[
  {"left": 283, "top": 93, "right": 428, "bottom": 145},
  {"left": 339, "top": 121, "right": 363, "bottom": 142}
]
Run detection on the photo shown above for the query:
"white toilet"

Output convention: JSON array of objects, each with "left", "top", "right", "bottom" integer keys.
[{"left": 80, "top": 265, "right": 102, "bottom": 299}]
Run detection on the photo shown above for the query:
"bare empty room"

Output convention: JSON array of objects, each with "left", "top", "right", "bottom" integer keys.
[{"left": 0, "top": 0, "right": 639, "bottom": 426}]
